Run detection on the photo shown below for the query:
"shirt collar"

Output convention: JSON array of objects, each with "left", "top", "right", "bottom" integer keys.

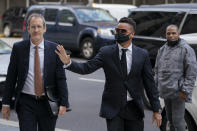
[
  {"left": 30, "top": 39, "right": 44, "bottom": 49},
  {"left": 118, "top": 43, "right": 132, "bottom": 52}
]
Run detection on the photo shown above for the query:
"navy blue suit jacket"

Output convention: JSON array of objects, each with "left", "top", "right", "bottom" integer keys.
[
  {"left": 2, "top": 40, "right": 69, "bottom": 109},
  {"left": 67, "top": 44, "right": 161, "bottom": 119}
]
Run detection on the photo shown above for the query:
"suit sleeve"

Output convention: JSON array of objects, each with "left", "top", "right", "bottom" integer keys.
[
  {"left": 2, "top": 44, "right": 18, "bottom": 105},
  {"left": 142, "top": 51, "right": 161, "bottom": 112},
  {"left": 56, "top": 54, "right": 69, "bottom": 107},
  {"left": 66, "top": 48, "right": 103, "bottom": 74}
]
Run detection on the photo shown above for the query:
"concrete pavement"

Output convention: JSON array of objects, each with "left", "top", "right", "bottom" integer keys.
[
  {"left": 0, "top": 119, "right": 19, "bottom": 131},
  {"left": 0, "top": 119, "right": 71, "bottom": 131}
]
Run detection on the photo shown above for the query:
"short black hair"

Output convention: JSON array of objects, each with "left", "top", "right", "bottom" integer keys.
[
  {"left": 119, "top": 17, "right": 136, "bottom": 32},
  {"left": 166, "top": 24, "right": 179, "bottom": 32}
]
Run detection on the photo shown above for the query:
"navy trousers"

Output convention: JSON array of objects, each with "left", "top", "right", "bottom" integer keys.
[{"left": 17, "top": 93, "right": 57, "bottom": 131}]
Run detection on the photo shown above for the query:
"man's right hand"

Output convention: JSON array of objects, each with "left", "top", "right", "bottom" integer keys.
[
  {"left": 2, "top": 106, "right": 11, "bottom": 120},
  {"left": 55, "top": 45, "right": 70, "bottom": 65}
]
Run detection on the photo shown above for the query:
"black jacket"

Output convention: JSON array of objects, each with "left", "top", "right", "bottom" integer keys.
[
  {"left": 2, "top": 40, "right": 69, "bottom": 109},
  {"left": 67, "top": 44, "right": 161, "bottom": 119}
]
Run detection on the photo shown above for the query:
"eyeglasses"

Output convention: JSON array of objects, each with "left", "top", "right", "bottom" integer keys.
[{"left": 115, "top": 28, "right": 128, "bottom": 34}]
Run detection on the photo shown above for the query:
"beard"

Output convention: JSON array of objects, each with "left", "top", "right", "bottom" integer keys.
[{"left": 167, "top": 38, "right": 180, "bottom": 47}]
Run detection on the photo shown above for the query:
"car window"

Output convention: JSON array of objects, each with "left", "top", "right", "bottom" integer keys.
[
  {"left": 0, "top": 41, "right": 12, "bottom": 54},
  {"left": 26, "top": 9, "right": 42, "bottom": 20},
  {"left": 14, "top": 8, "right": 20, "bottom": 16},
  {"left": 59, "top": 10, "right": 75, "bottom": 26},
  {"left": 19, "top": 8, "right": 27, "bottom": 17},
  {"left": 44, "top": 9, "right": 58, "bottom": 24},
  {"left": 75, "top": 8, "right": 116, "bottom": 22},
  {"left": 5, "top": 8, "right": 14, "bottom": 16},
  {"left": 129, "top": 11, "right": 184, "bottom": 38},
  {"left": 181, "top": 14, "right": 197, "bottom": 34}
]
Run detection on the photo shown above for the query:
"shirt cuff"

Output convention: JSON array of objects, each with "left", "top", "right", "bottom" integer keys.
[{"left": 63, "top": 60, "right": 72, "bottom": 69}]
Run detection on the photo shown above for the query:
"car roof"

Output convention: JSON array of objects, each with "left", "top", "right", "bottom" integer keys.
[
  {"left": 28, "top": 4, "right": 100, "bottom": 11},
  {"left": 92, "top": 3, "right": 137, "bottom": 9},
  {"left": 131, "top": 3, "right": 197, "bottom": 13},
  {"left": 140, "top": 3, "right": 197, "bottom": 9}
]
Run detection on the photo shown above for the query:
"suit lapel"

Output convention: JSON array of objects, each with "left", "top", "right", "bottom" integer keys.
[
  {"left": 112, "top": 44, "right": 123, "bottom": 76},
  {"left": 43, "top": 41, "right": 50, "bottom": 87},
  {"left": 23, "top": 41, "right": 30, "bottom": 80},
  {"left": 128, "top": 44, "right": 138, "bottom": 77}
]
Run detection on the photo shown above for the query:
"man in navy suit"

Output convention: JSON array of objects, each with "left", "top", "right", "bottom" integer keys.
[
  {"left": 56, "top": 17, "right": 162, "bottom": 131},
  {"left": 2, "top": 14, "right": 69, "bottom": 131}
]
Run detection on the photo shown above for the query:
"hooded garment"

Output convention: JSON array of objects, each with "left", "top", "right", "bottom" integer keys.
[{"left": 154, "top": 38, "right": 197, "bottom": 102}]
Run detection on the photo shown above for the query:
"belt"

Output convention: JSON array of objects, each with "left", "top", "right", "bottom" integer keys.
[{"left": 21, "top": 93, "right": 47, "bottom": 100}]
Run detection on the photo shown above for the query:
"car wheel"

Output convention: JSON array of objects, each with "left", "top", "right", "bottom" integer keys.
[
  {"left": 80, "top": 37, "right": 95, "bottom": 59},
  {"left": 142, "top": 89, "right": 152, "bottom": 110},
  {"left": 160, "top": 111, "right": 196, "bottom": 131},
  {"left": 3, "top": 25, "right": 12, "bottom": 37}
]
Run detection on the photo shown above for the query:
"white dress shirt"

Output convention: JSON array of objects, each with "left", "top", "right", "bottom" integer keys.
[
  {"left": 22, "top": 40, "right": 44, "bottom": 95},
  {"left": 118, "top": 43, "right": 133, "bottom": 101}
]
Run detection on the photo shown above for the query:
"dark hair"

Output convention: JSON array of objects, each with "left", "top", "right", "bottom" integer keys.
[
  {"left": 119, "top": 17, "right": 136, "bottom": 32},
  {"left": 166, "top": 24, "right": 179, "bottom": 32}
]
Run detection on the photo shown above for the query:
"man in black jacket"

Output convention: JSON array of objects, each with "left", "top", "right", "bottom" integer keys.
[
  {"left": 56, "top": 17, "right": 161, "bottom": 131},
  {"left": 2, "top": 14, "right": 69, "bottom": 131}
]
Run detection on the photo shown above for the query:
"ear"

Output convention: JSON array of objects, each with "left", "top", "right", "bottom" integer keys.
[
  {"left": 44, "top": 26, "right": 47, "bottom": 33},
  {"left": 27, "top": 26, "right": 30, "bottom": 33},
  {"left": 130, "top": 32, "right": 135, "bottom": 38}
]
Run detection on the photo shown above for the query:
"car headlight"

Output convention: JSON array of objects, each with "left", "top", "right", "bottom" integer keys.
[{"left": 97, "top": 28, "right": 114, "bottom": 37}]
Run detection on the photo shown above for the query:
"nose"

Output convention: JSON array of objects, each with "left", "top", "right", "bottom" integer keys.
[{"left": 34, "top": 27, "right": 39, "bottom": 32}]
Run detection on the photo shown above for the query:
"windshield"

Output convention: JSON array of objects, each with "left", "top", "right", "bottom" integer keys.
[
  {"left": 75, "top": 8, "right": 116, "bottom": 22},
  {"left": 0, "top": 40, "right": 12, "bottom": 54}
]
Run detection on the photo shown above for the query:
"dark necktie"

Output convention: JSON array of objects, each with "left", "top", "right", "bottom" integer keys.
[
  {"left": 34, "top": 46, "right": 43, "bottom": 97},
  {"left": 120, "top": 49, "right": 128, "bottom": 79}
]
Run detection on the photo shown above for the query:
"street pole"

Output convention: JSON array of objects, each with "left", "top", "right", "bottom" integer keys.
[
  {"left": 165, "top": 0, "right": 168, "bottom": 4},
  {"left": 6, "top": 0, "right": 9, "bottom": 10},
  {"left": 132, "top": 0, "right": 136, "bottom": 5},
  {"left": 26, "top": 0, "right": 30, "bottom": 7}
]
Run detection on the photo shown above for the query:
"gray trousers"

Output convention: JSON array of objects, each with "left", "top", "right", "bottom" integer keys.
[{"left": 164, "top": 96, "right": 185, "bottom": 131}]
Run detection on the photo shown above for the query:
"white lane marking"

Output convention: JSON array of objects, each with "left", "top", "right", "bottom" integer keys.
[
  {"left": 0, "top": 119, "right": 71, "bottom": 131},
  {"left": 79, "top": 77, "right": 105, "bottom": 83}
]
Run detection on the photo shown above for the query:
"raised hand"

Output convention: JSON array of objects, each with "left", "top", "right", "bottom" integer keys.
[{"left": 55, "top": 45, "right": 70, "bottom": 65}]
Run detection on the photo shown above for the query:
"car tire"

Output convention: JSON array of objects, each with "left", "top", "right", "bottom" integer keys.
[
  {"left": 142, "top": 89, "right": 152, "bottom": 110},
  {"left": 3, "top": 25, "right": 12, "bottom": 37},
  {"left": 160, "top": 111, "right": 197, "bottom": 131},
  {"left": 80, "top": 37, "right": 95, "bottom": 59}
]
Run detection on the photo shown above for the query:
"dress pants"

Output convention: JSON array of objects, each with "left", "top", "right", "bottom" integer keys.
[
  {"left": 106, "top": 101, "right": 144, "bottom": 131},
  {"left": 16, "top": 93, "right": 57, "bottom": 131}
]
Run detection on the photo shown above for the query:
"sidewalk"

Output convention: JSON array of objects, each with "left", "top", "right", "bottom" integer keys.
[
  {"left": 0, "top": 119, "right": 71, "bottom": 131},
  {"left": 0, "top": 124, "right": 19, "bottom": 131},
  {"left": 0, "top": 119, "right": 19, "bottom": 131}
]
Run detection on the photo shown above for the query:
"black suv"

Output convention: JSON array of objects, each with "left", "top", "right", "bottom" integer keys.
[
  {"left": 2, "top": 7, "right": 27, "bottom": 37},
  {"left": 129, "top": 3, "right": 197, "bottom": 67},
  {"left": 23, "top": 4, "right": 117, "bottom": 59}
]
